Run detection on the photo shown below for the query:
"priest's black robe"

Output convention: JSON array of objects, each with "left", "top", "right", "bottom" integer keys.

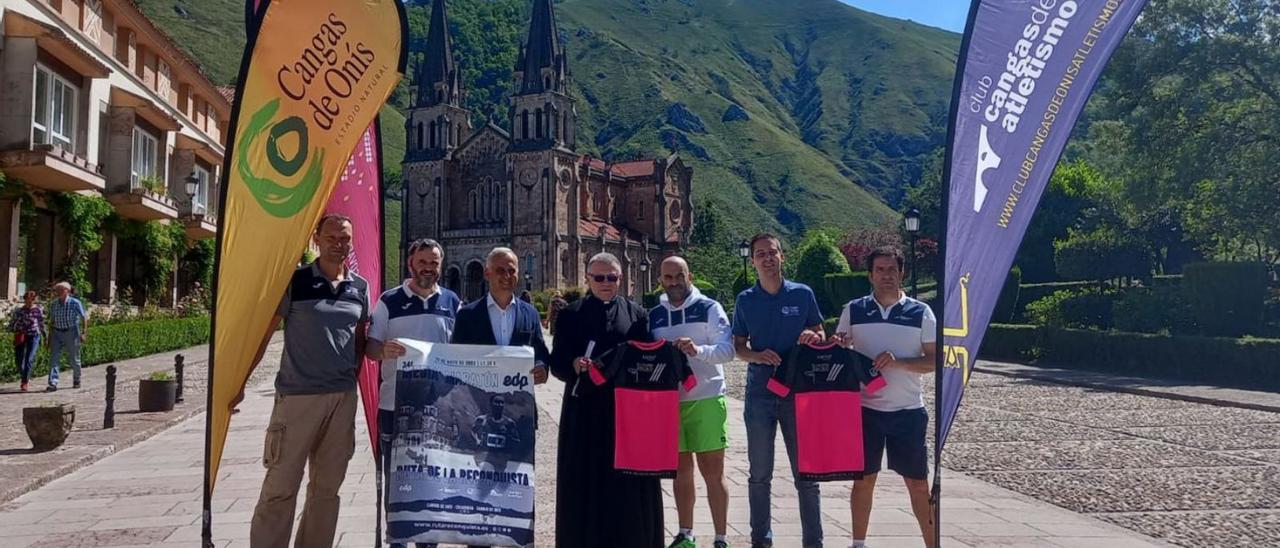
[{"left": 549, "top": 294, "right": 662, "bottom": 548}]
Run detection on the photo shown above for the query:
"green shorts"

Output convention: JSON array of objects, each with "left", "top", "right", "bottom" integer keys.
[{"left": 679, "top": 396, "right": 729, "bottom": 453}]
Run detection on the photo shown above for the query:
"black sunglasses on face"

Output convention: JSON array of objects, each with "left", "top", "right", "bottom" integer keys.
[{"left": 590, "top": 274, "right": 620, "bottom": 283}]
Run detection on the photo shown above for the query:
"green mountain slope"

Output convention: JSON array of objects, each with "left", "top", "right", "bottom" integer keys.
[{"left": 138, "top": 0, "right": 961, "bottom": 238}]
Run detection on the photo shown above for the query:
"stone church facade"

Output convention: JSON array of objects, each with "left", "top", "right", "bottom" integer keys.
[{"left": 401, "top": 0, "right": 694, "bottom": 302}]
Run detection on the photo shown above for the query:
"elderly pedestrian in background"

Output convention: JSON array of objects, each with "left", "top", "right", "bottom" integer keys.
[{"left": 46, "top": 281, "right": 87, "bottom": 391}]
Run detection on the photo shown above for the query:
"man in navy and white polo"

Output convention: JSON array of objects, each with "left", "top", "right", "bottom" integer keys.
[
  {"left": 366, "top": 237, "right": 461, "bottom": 548},
  {"left": 832, "top": 246, "right": 937, "bottom": 548}
]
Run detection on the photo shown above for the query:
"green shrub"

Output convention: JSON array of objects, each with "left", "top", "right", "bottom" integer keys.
[
  {"left": 979, "top": 323, "right": 1040, "bottom": 361},
  {"left": 1183, "top": 262, "right": 1268, "bottom": 337},
  {"left": 560, "top": 286, "right": 585, "bottom": 303},
  {"left": 1113, "top": 286, "right": 1191, "bottom": 334},
  {"left": 824, "top": 272, "right": 871, "bottom": 312},
  {"left": 0, "top": 316, "right": 210, "bottom": 382},
  {"left": 822, "top": 316, "right": 840, "bottom": 337},
  {"left": 1025, "top": 288, "right": 1116, "bottom": 329},
  {"left": 980, "top": 324, "right": 1280, "bottom": 392},
  {"left": 991, "top": 266, "right": 1022, "bottom": 324},
  {"left": 1015, "top": 281, "right": 1095, "bottom": 320},
  {"left": 148, "top": 370, "right": 174, "bottom": 381},
  {"left": 1054, "top": 228, "right": 1152, "bottom": 282},
  {"left": 793, "top": 232, "right": 850, "bottom": 316},
  {"left": 642, "top": 287, "right": 663, "bottom": 309}
]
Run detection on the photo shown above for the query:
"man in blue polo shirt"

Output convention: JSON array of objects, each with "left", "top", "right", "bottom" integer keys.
[
  {"left": 832, "top": 246, "right": 937, "bottom": 548},
  {"left": 366, "top": 237, "right": 461, "bottom": 548},
  {"left": 732, "top": 233, "right": 825, "bottom": 548}
]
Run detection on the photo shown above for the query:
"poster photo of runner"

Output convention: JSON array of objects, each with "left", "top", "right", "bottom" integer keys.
[{"left": 386, "top": 340, "right": 537, "bottom": 547}]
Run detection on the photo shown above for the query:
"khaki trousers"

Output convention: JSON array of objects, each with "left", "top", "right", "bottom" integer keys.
[{"left": 250, "top": 390, "right": 357, "bottom": 548}]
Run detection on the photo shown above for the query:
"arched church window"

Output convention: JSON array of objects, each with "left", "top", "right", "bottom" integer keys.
[
  {"left": 544, "top": 76, "right": 551, "bottom": 89},
  {"left": 416, "top": 122, "right": 423, "bottom": 150},
  {"left": 493, "top": 181, "right": 504, "bottom": 221},
  {"left": 536, "top": 108, "right": 544, "bottom": 139},
  {"left": 521, "top": 110, "right": 530, "bottom": 140},
  {"left": 429, "top": 121, "right": 437, "bottom": 149},
  {"left": 469, "top": 189, "right": 478, "bottom": 223}
]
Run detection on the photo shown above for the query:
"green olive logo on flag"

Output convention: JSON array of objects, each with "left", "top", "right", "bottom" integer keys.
[{"left": 236, "top": 99, "right": 326, "bottom": 218}]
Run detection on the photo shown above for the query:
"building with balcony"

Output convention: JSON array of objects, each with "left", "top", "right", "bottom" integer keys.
[{"left": 0, "top": 0, "right": 228, "bottom": 304}]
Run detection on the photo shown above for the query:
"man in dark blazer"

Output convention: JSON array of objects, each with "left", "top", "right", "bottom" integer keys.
[
  {"left": 451, "top": 247, "right": 550, "bottom": 382},
  {"left": 449, "top": 247, "right": 549, "bottom": 548}
]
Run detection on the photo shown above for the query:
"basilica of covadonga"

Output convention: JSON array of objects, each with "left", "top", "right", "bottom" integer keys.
[{"left": 401, "top": 0, "right": 694, "bottom": 301}]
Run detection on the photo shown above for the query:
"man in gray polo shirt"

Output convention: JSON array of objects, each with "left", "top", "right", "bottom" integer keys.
[{"left": 249, "top": 214, "right": 370, "bottom": 548}]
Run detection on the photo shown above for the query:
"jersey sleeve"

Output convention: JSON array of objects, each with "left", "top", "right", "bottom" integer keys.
[
  {"left": 921, "top": 304, "right": 938, "bottom": 344},
  {"left": 849, "top": 349, "right": 887, "bottom": 394},
  {"left": 675, "top": 346, "right": 697, "bottom": 393},
  {"left": 368, "top": 295, "right": 389, "bottom": 343},
  {"left": 589, "top": 345, "right": 620, "bottom": 386},
  {"left": 767, "top": 346, "right": 803, "bottom": 398}
]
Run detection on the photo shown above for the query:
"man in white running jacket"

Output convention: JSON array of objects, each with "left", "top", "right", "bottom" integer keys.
[{"left": 650, "top": 256, "right": 736, "bottom": 548}]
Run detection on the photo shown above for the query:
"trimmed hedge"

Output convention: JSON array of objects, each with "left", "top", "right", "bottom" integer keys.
[
  {"left": 1015, "top": 281, "right": 1096, "bottom": 319},
  {"left": 980, "top": 324, "right": 1280, "bottom": 392},
  {"left": 0, "top": 316, "right": 210, "bottom": 382},
  {"left": 1183, "top": 262, "right": 1267, "bottom": 337},
  {"left": 824, "top": 272, "right": 871, "bottom": 313}
]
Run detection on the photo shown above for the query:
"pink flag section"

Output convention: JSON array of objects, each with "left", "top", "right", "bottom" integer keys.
[{"left": 326, "top": 122, "right": 384, "bottom": 456}]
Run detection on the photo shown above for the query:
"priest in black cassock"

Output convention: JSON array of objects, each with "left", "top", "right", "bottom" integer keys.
[{"left": 549, "top": 252, "right": 661, "bottom": 548}]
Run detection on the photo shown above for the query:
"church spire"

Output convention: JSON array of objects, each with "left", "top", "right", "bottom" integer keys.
[
  {"left": 417, "top": 0, "right": 461, "bottom": 108},
  {"left": 515, "top": 0, "right": 568, "bottom": 95}
]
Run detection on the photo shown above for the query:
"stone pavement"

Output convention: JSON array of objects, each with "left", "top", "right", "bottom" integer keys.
[
  {"left": 939, "top": 362, "right": 1280, "bottom": 547},
  {"left": 0, "top": 335, "right": 282, "bottom": 504},
  {"left": 0, "top": 353, "right": 1172, "bottom": 547}
]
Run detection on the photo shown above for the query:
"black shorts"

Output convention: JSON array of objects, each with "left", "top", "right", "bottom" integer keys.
[{"left": 858, "top": 407, "right": 928, "bottom": 480}]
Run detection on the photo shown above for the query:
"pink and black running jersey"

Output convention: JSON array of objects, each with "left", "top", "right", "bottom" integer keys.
[
  {"left": 768, "top": 342, "right": 887, "bottom": 481},
  {"left": 590, "top": 339, "right": 696, "bottom": 478}
]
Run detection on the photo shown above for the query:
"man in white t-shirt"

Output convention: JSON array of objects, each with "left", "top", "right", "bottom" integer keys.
[
  {"left": 366, "top": 238, "right": 460, "bottom": 548},
  {"left": 831, "top": 246, "right": 937, "bottom": 548}
]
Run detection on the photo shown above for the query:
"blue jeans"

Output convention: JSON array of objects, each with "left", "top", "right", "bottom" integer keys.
[
  {"left": 48, "top": 328, "right": 82, "bottom": 387},
  {"left": 744, "top": 364, "right": 823, "bottom": 547},
  {"left": 14, "top": 333, "right": 40, "bottom": 384}
]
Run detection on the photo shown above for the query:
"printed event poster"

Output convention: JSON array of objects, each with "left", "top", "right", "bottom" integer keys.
[{"left": 387, "top": 340, "right": 537, "bottom": 547}]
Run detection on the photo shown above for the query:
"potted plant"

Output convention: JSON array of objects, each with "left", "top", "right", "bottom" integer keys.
[
  {"left": 139, "top": 370, "right": 177, "bottom": 412},
  {"left": 22, "top": 402, "right": 75, "bottom": 451}
]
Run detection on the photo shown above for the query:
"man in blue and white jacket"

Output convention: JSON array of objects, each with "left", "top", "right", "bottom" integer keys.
[{"left": 649, "top": 256, "right": 736, "bottom": 548}]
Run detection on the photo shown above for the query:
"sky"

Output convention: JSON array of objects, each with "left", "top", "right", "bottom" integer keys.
[{"left": 839, "top": 0, "right": 970, "bottom": 33}]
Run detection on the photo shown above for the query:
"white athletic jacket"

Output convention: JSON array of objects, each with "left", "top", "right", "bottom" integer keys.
[{"left": 648, "top": 287, "right": 736, "bottom": 402}]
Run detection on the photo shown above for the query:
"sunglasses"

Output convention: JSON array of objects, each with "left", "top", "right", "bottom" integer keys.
[{"left": 590, "top": 274, "right": 620, "bottom": 283}]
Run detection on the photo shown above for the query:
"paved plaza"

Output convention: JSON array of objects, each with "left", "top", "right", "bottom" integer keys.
[{"left": 3, "top": 340, "right": 1218, "bottom": 547}]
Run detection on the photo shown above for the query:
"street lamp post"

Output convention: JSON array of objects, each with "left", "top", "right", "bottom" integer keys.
[
  {"left": 738, "top": 240, "right": 750, "bottom": 282},
  {"left": 183, "top": 173, "right": 199, "bottom": 212},
  {"left": 638, "top": 256, "right": 651, "bottom": 295},
  {"left": 905, "top": 208, "right": 921, "bottom": 298}
]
